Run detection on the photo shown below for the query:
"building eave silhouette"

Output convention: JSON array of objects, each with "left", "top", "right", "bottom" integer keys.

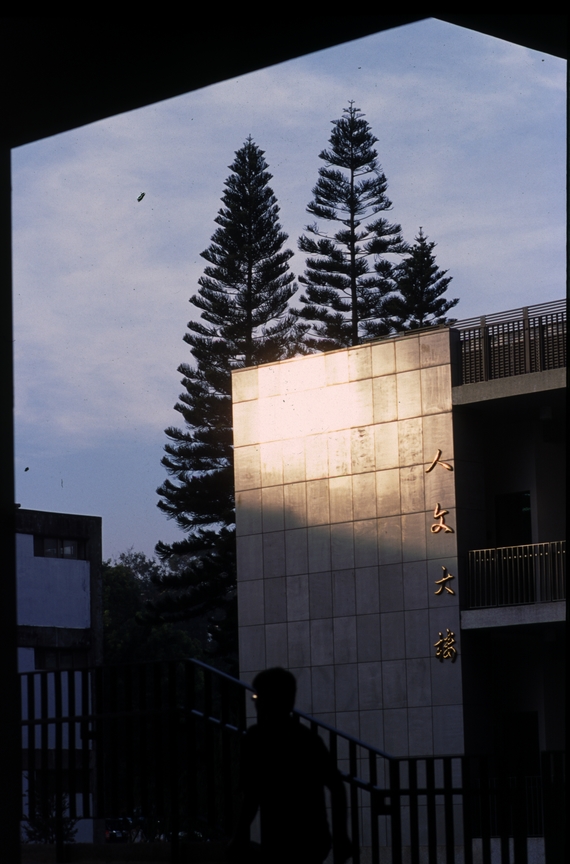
[{"left": 1, "top": 16, "right": 566, "bottom": 860}]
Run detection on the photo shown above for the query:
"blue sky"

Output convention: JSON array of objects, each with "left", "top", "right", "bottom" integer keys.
[{"left": 12, "top": 18, "right": 566, "bottom": 559}]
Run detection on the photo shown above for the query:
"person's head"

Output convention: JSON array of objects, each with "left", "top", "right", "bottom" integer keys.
[{"left": 252, "top": 667, "right": 296, "bottom": 721}]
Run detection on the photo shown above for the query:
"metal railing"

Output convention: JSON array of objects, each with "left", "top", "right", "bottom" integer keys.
[
  {"left": 468, "top": 541, "right": 566, "bottom": 608},
  {"left": 452, "top": 300, "right": 566, "bottom": 384},
  {"left": 20, "top": 658, "right": 564, "bottom": 863}
]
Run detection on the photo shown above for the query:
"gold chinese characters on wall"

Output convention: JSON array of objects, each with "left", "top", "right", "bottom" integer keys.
[
  {"left": 434, "top": 629, "right": 457, "bottom": 662},
  {"left": 426, "top": 449, "right": 453, "bottom": 473},
  {"left": 426, "top": 449, "right": 454, "bottom": 535},
  {"left": 431, "top": 503, "right": 454, "bottom": 534},
  {"left": 427, "top": 449, "right": 457, "bottom": 665},
  {"left": 434, "top": 566, "right": 455, "bottom": 595}
]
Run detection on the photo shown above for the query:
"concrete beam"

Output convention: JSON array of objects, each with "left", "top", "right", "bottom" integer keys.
[
  {"left": 452, "top": 367, "right": 566, "bottom": 405},
  {"left": 461, "top": 601, "right": 566, "bottom": 629}
]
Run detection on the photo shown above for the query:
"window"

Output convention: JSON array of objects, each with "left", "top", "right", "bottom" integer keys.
[
  {"left": 33, "top": 536, "right": 85, "bottom": 559},
  {"left": 34, "top": 648, "right": 89, "bottom": 670}
]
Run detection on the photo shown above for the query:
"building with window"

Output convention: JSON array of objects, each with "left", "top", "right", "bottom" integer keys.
[
  {"left": 16, "top": 508, "right": 103, "bottom": 843},
  {"left": 232, "top": 299, "right": 566, "bottom": 762},
  {"left": 16, "top": 508, "right": 103, "bottom": 674}
]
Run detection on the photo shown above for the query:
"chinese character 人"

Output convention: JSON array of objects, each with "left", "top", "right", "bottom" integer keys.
[
  {"left": 426, "top": 449, "right": 453, "bottom": 473},
  {"left": 434, "top": 629, "right": 457, "bottom": 662},
  {"left": 434, "top": 566, "right": 455, "bottom": 595},
  {"left": 431, "top": 503, "right": 454, "bottom": 534}
]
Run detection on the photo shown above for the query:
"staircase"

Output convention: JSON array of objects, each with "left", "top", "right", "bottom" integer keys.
[{"left": 21, "top": 658, "right": 564, "bottom": 864}]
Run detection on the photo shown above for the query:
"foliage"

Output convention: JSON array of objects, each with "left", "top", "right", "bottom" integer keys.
[
  {"left": 387, "top": 227, "right": 459, "bottom": 330},
  {"left": 154, "top": 138, "right": 305, "bottom": 668},
  {"left": 102, "top": 550, "right": 203, "bottom": 666},
  {"left": 295, "top": 102, "right": 408, "bottom": 349},
  {"left": 22, "top": 790, "right": 77, "bottom": 845}
]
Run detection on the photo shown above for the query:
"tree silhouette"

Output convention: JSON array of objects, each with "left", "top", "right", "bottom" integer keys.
[
  {"left": 388, "top": 228, "right": 458, "bottom": 330},
  {"left": 295, "top": 103, "right": 407, "bottom": 349},
  {"left": 152, "top": 138, "right": 303, "bottom": 667}
]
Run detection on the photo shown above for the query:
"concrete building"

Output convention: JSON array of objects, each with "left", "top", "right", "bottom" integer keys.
[
  {"left": 232, "top": 300, "right": 565, "bottom": 760},
  {"left": 16, "top": 508, "right": 103, "bottom": 674},
  {"left": 16, "top": 508, "right": 103, "bottom": 843}
]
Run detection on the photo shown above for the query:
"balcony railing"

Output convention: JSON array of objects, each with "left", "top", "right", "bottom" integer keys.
[
  {"left": 452, "top": 299, "right": 566, "bottom": 385},
  {"left": 468, "top": 541, "right": 566, "bottom": 609}
]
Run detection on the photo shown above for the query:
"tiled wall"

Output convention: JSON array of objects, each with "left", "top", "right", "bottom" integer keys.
[{"left": 233, "top": 329, "right": 464, "bottom": 757}]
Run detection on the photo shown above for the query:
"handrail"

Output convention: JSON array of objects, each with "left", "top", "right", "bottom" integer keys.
[
  {"left": 20, "top": 657, "right": 561, "bottom": 863},
  {"left": 294, "top": 707, "right": 394, "bottom": 761},
  {"left": 451, "top": 298, "right": 566, "bottom": 331},
  {"left": 367, "top": 299, "right": 566, "bottom": 342},
  {"left": 455, "top": 302, "right": 566, "bottom": 383},
  {"left": 19, "top": 657, "right": 397, "bottom": 761},
  {"left": 468, "top": 540, "right": 566, "bottom": 608}
]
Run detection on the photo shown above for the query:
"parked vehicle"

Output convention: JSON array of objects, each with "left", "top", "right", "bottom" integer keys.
[{"left": 105, "top": 817, "right": 132, "bottom": 843}]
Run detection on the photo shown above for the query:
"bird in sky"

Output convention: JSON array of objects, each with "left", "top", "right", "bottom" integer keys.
[{"left": 137, "top": 192, "right": 145, "bottom": 202}]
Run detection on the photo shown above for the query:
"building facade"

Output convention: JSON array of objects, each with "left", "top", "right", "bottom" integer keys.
[
  {"left": 16, "top": 508, "right": 103, "bottom": 674},
  {"left": 16, "top": 508, "right": 103, "bottom": 843},
  {"left": 232, "top": 300, "right": 566, "bottom": 760}
]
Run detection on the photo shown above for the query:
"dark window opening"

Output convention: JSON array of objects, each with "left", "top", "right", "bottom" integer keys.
[
  {"left": 34, "top": 648, "right": 90, "bottom": 670},
  {"left": 495, "top": 491, "right": 532, "bottom": 547},
  {"left": 493, "top": 711, "right": 540, "bottom": 774},
  {"left": 33, "top": 536, "right": 86, "bottom": 559}
]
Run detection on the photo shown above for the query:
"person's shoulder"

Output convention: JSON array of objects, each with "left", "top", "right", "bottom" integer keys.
[
  {"left": 292, "top": 722, "right": 329, "bottom": 752},
  {"left": 293, "top": 720, "right": 324, "bottom": 739},
  {"left": 293, "top": 721, "right": 315, "bottom": 738}
]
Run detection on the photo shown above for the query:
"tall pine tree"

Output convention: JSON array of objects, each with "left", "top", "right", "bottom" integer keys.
[
  {"left": 151, "top": 138, "right": 303, "bottom": 664},
  {"left": 388, "top": 228, "right": 459, "bottom": 330},
  {"left": 295, "top": 103, "right": 408, "bottom": 350}
]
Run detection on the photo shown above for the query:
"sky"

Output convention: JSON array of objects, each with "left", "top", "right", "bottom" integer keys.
[{"left": 12, "top": 18, "right": 566, "bottom": 561}]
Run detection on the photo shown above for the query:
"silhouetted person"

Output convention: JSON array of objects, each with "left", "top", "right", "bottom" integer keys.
[{"left": 227, "top": 668, "right": 352, "bottom": 864}]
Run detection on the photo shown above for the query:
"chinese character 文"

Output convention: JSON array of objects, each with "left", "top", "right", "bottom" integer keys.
[
  {"left": 426, "top": 449, "right": 453, "bottom": 473},
  {"left": 434, "top": 629, "right": 457, "bottom": 662},
  {"left": 431, "top": 503, "right": 454, "bottom": 534},
  {"left": 434, "top": 566, "right": 455, "bottom": 595}
]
